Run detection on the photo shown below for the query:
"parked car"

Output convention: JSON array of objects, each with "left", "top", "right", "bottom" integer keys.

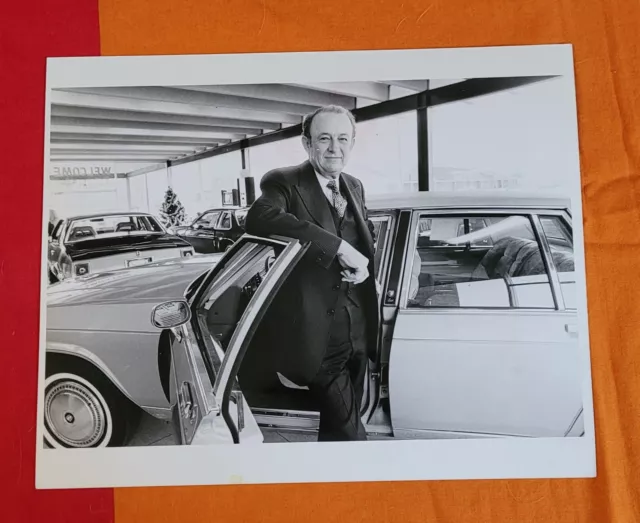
[
  {"left": 173, "top": 206, "right": 248, "bottom": 253},
  {"left": 43, "top": 192, "right": 584, "bottom": 448},
  {"left": 44, "top": 253, "right": 223, "bottom": 448},
  {"left": 47, "top": 212, "right": 195, "bottom": 284}
]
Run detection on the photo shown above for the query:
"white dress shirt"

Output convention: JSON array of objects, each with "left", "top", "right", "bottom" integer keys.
[{"left": 315, "top": 171, "right": 341, "bottom": 204}]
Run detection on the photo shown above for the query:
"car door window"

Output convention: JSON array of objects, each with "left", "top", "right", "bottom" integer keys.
[
  {"left": 51, "top": 221, "right": 63, "bottom": 241},
  {"left": 196, "top": 211, "right": 220, "bottom": 229},
  {"left": 370, "top": 214, "right": 393, "bottom": 283},
  {"left": 406, "top": 213, "right": 558, "bottom": 309},
  {"left": 540, "top": 215, "right": 576, "bottom": 310},
  {"left": 217, "top": 212, "right": 232, "bottom": 230},
  {"left": 235, "top": 210, "right": 248, "bottom": 230}
]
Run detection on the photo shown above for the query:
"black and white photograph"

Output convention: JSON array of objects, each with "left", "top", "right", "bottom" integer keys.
[{"left": 37, "top": 45, "right": 595, "bottom": 489}]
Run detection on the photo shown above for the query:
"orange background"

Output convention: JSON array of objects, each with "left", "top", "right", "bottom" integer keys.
[{"left": 98, "top": 1, "right": 640, "bottom": 521}]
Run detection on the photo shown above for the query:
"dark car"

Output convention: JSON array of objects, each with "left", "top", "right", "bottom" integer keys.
[
  {"left": 47, "top": 212, "right": 195, "bottom": 284},
  {"left": 172, "top": 206, "right": 248, "bottom": 253}
]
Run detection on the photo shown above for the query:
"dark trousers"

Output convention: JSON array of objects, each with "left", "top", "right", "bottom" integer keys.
[{"left": 309, "top": 303, "right": 368, "bottom": 442}]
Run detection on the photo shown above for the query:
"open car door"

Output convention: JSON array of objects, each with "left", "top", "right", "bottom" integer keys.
[{"left": 159, "top": 235, "right": 308, "bottom": 445}]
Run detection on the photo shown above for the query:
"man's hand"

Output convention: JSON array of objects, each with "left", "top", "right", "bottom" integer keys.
[{"left": 337, "top": 241, "right": 369, "bottom": 284}]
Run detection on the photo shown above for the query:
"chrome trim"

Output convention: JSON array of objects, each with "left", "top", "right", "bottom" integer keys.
[
  {"left": 181, "top": 322, "right": 218, "bottom": 415},
  {"left": 46, "top": 343, "right": 134, "bottom": 404},
  {"left": 150, "top": 299, "right": 192, "bottom": 329},
  {"left": 531, "top": 214, "right": 565, "bottom": 311},
  {"left": 564, "top": 407, "right": 584, "bottom": 437}
]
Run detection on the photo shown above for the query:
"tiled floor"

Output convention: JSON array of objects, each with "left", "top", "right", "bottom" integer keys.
[
  {"left": 128, "top": 412, "right": 175, "bottom": 447},
  {"left": 127, "top": 411, "right": 393, "bottom": 446},
  {"left": 127, "top": 412, "right": 320, "bottom": 446}
]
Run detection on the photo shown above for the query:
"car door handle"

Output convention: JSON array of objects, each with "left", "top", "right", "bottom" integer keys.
[{"left": 565, "top": 324, "right": 579, "bottom": 337}]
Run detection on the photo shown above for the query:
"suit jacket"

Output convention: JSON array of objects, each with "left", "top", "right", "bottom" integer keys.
[{"left": 245, "top": 160, "right": 379, "bottom": 385}]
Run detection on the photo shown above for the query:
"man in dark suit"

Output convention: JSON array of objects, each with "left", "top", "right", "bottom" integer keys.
[{"left": 245, "top": 105, "right": 378, "bottom": 442}]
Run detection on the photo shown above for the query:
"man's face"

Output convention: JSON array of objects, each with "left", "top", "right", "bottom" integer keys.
[{"left": 303, "top": 112, "right": 355, "bottom": 178}]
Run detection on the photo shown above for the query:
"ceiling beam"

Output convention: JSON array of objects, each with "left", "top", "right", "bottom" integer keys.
[
  {"left": 51, "top": 150, "right": 182, "bottom": 158},
  {"left": 178, "top": 84, "right": 355, "bottom": 109},
  {"left": 51, "top": 90, "right": 302, "bottom": 124},
  {"left": 51, "top": 115, "right": 262, "bottom": 135},
  {"left": 51, "top": 157, "right": 172, "bottom": 163},
  {"left": 380, "top": 80, "right": 429, "bottom": 91},
  {"left": 289, "top": 82, "right": 390, "bottom": 101},
  {"left": 50, "top": 124, "right": 244, "bottom": 140},
  {"left": 51, "top": 105, "right": 280, "bottom": 130},
  {"left": 50, "top": 136, "right": 221, "bottom": 147},
  {"left": 59, "top": 86, "right": 317, "bottom": 116},
  {"left": 428, "top": 79, "right": 466, "bottom": 90},
  {"left": 50, "top": 143, "right": 198, "bottom": 153}
]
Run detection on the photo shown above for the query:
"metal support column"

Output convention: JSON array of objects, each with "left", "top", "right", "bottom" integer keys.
[{"left": 417, "top": 89, "right": 430, "bottom": 192}]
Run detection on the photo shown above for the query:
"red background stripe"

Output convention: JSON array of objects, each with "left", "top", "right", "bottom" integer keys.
[{"left": 0, "top": 1, "right": 113, "bottom": 522}]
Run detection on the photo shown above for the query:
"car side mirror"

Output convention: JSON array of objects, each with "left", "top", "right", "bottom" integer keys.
[{"left": 151, "top": 300, "right": 191, "bottom": 329}]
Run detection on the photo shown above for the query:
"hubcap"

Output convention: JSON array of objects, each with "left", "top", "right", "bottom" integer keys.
[{"left": 44, "top": 377, "right": 108, "bottom": 448}]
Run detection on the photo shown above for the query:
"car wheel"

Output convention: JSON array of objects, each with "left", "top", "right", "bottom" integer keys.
[{"left": 43, "top": 358, "right": 139, "bottom": 448}]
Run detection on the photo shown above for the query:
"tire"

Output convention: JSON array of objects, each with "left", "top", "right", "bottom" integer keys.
[{"left": 43, "top": 356, "right": 140, "bottom": 448}]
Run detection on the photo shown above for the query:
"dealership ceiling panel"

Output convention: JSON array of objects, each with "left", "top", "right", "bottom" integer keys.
[{"left": 49, "top": 81, "right": 431, "bottom": 169}]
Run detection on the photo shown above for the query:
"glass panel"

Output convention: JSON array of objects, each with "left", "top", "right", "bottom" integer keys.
[
  {"left": 540, "top": 215, "right": 576, "bottom": 310},
  {"left": 219, "top": 213, "right": 232, "bottom": 229},
  {"left": 66, "top": 214, "right": 163, "bottom": 241},
  {"left": 371, "top": 216, "right": 391, "bottom": 281},
  {"left": 429, "top": 78, "right": 575, "bottom": 194},
  {"left": 407, "top": 214, "right": 555, "bottom": 309},
  {"left": 235, "top": 209, "right": 248, "bottom": 229},
  {"left": 195, "top": 211, "right": 220, "bottom": 229},
  {"left": 51, "top": 221, "right": 63, "bottom": 240},
  {"left": 194, "top": 240, "right": 285, "bottom": 381},
  {"left": 348, "top": 112, "right": 418, "bottom": 196}
]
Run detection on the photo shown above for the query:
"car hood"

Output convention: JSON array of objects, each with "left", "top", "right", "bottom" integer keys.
[
  {"left": 47, "top": 253, "right": 223, "bottom": 306},
  {"left": 64, "top": 233, "right": 191, "bottom": 261}
]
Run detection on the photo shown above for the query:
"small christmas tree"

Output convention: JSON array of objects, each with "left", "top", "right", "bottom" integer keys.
[{"left": 159, "top": 186, "right": 186, "bottom": 227}]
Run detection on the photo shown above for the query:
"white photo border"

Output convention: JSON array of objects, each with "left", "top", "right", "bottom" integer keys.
[{"left": 37, "top": 43, "right": 595, "bottom": 490}]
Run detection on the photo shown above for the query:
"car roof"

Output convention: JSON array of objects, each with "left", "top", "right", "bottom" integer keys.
[
  {"left": 366, "top": 191, "right": 572, "bottom": 211},
  {"left": 201, "top": 206, "right": 247, "bottom": 212},
  {"left": 66, "top": 212, "right": 154, "bottom": 221}
]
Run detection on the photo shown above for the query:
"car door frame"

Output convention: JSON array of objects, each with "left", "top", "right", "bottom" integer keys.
[
  {"left": 48, "top": 219, "right": 67, "bottom": 279},
  {"left": 388, "top": 205, "right": 580, "bottom": 438},
  {"left": 168, "top": 234, "right": 310, "bottom": 445}
]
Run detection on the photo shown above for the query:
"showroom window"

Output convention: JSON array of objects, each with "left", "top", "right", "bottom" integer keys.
[
  {"left": 348, "top": 111, "right": 418, "bottom": 196},
  {"left": 248, "top": 136, "right": 307, "bottom": 183},
  {"left": 540, "top": 215, "right": 576, "bottom": 310},
  {"left": 428, "top": 77, "right": 574, "bottom": 194},
  {"left": 405, "top": 213, "right": 557, "bottom": 309}
]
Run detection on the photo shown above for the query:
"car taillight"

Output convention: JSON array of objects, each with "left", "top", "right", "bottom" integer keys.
[{"left": 75, "top": 263, "right": 90, "bottom": 276}]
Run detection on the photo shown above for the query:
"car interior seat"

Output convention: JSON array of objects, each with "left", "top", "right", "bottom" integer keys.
[
  {"left": 116, "top": 222, "right": 136, "bottom": 232},
  {"left": 69, "top": 226, "right": 96, "bottom": 240}
]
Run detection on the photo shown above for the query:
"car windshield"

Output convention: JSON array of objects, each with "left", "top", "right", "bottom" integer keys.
[{"left": 65, "top": 214, "right": 165, "bottom": 242}]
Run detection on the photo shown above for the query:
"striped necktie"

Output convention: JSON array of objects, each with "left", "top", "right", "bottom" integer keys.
[{"left": 326, "top": 179, "right": 347, "bottom": 218}]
